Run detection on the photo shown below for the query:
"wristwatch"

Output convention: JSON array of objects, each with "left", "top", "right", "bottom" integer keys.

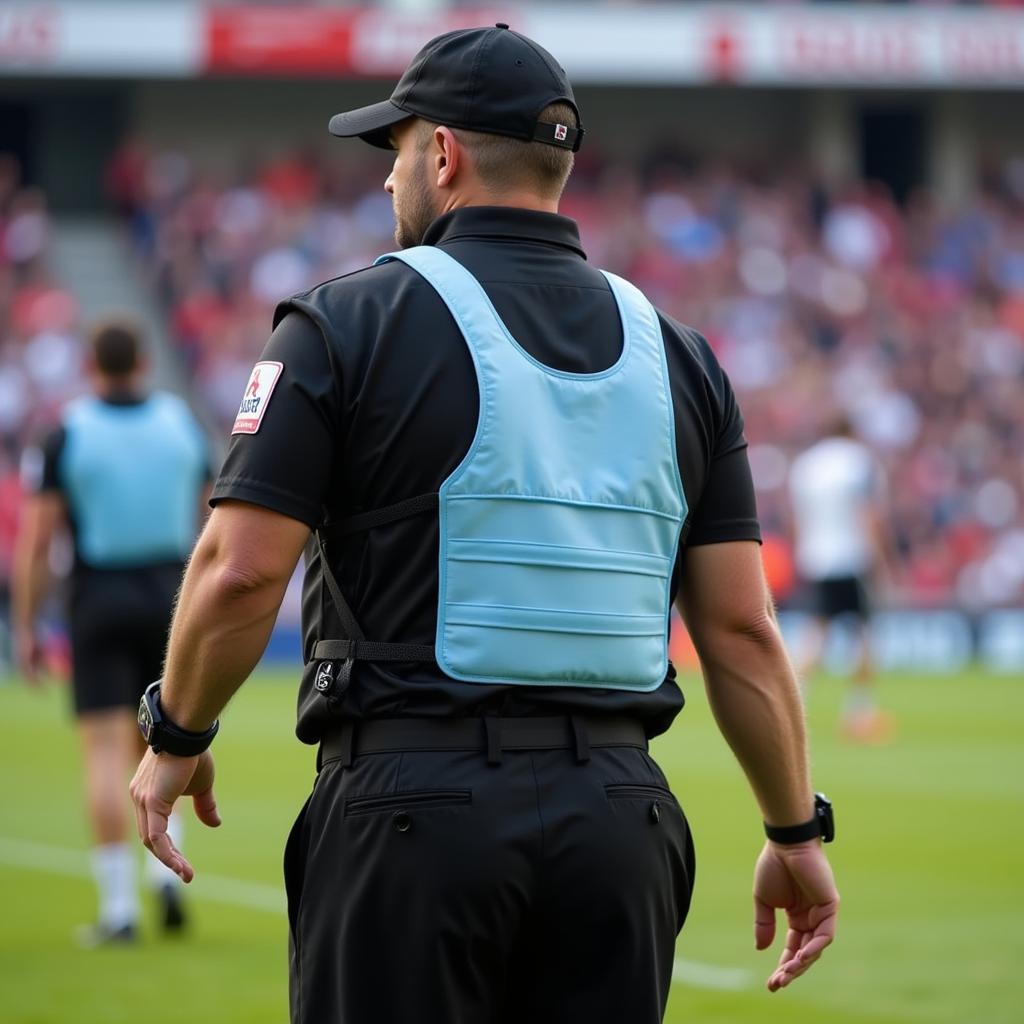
[
  {"left": 764, "top": 792, "right": 835, "bottom": 844},
  {"left": 138, "top": 680, "right": 219, "bottom": 756}
]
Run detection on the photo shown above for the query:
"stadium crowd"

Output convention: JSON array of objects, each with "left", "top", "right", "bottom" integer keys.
[
  {"left": 2, "top": 136, "right": 1023, "bottom": 662},
  {"left": 0, "top": 155, "right": 84, "bottom": 667},
  {"left": 107, "top": 138, "right": 1024, "bottom": 611}
]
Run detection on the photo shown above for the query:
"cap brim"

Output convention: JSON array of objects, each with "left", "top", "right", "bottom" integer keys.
[{"left": 328, "top": 100, "right": 410, "bottom": 150}]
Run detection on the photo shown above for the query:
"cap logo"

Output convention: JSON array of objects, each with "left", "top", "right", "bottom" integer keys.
[{"left": 554, "top": 124, "right": 568, "bottom": 141}]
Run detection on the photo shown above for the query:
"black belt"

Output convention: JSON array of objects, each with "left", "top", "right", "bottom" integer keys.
[{"left": 318, "top": 715, "right": 648, "bottom": 769}]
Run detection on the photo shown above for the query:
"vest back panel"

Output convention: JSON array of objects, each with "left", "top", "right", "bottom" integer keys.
[
  {"left": 60, "top": 393, "right": 207, "bottom": 567},
  {"left": 376, "top": 247, "right": 686, "bottom": 690}
]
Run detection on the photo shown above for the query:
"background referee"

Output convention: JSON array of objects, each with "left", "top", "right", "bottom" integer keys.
[{"left": 13, "top": 321, "right": 210, "bottom": 945}]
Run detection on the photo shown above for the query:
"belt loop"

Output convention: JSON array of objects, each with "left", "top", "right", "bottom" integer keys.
[
  {"left": 483, "top": 716, "right": 502, "bottom": 766},
  {"left": 570, "top": 715, "right": 591, "bottom": 764},
  {"left": 338, "top": 721, "right": 356, "bottom": 768}
]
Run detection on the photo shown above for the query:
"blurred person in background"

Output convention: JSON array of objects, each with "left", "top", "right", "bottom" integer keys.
[
  {"left": 12, "top": 320, "right": 211, "bottom": 946},
  {"left": 789, "top": 411, "right": 893, "bottom": 742},
  {"left": 129, "top": 24, "right": 838, "bottom": 1024}
]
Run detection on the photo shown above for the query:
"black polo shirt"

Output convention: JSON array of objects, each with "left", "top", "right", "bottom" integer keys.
[{"left": 211, "top": 206, "right": 760, "bottom": 741}]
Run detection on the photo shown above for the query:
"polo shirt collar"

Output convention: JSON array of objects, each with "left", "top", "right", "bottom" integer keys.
[
  {"left": 101, "top": 390, "right": 147, "bottom": 407},
  {"left": 423, "top": 206, "right": 587, "bottom": 259}
]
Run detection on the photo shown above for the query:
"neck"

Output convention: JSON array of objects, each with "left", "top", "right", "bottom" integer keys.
[
  {"left": 95, "top": 374, "right": 140, "bottom": 398},
  {"left": 440, "top": 189, "right": 558, "bottom": 216}
]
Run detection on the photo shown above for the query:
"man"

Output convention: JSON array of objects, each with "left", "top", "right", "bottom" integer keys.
[
  {"left": 789, "top": 413, "right": 892, "bottom": 742},
  {"left": 130, "top": 25, "right": 839, "bottom": 1023},
  {"left": 13, "top": 320, "right": 210, "bottom": 945}
]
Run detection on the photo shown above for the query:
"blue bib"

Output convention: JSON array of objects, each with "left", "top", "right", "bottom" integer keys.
[
  {"left": 376, "top": 247, "right": 687, "bottom": 691},
  {"left": 60, "top": 393, "right": 208, "bottom": 568}
]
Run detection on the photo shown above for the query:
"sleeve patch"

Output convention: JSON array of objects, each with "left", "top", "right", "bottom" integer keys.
[{"left": 232, "top": 361, "right": 284, "bottom": 435}]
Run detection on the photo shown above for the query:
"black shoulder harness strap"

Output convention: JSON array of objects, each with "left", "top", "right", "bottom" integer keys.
[
  {"left": 333, "top": 491, "right": 439, "bottom": 537},
  {"left": 311, "top": 492, "right": 439, "bottom": 669}
]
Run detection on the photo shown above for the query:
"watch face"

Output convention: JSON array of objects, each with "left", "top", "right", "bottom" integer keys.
[{"left": 138, "top": 699, "right": 154, "bottom": 743}]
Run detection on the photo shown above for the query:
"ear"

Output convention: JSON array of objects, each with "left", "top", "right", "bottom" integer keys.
[{"left": 432, "top": 126, "right": 460, "bottom": 189}]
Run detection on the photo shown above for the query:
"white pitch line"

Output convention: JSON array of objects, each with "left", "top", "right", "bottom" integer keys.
[
  {"left": 0, "top": 836, "right": 285, "bottom": 914},
  {"left": 672, "top": 957, "right": 751, "bottom": 991},
  {"left": 0, "top": 835, "right": 749, "bottom": 990}
]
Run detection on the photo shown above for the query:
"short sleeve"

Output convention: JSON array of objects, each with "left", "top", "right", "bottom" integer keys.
[
  {"left": 685, "top": 446, "right": 761, "bottom": 546},
  {"left": 210, "top": 311, "right": 340, "bottom": 528},
  {"left": 21, "top": 427, "right": 66, "bottom": 495}
]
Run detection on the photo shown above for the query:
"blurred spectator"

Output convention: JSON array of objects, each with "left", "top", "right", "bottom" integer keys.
[
  {"left": 112, "top": 140, "right": 1024, "bottom": 610},
  {"left": 0, "top": 172, "right": 83, "bottom": 445},
  {"left": 0, "top": 155, "right": 87, "bottom": 669}
]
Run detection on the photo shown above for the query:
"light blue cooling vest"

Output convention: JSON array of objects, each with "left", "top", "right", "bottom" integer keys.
[
  {"left": 60, "top": 392, "right": 208, "bottom": 568},
  {"left": 376, "top": 246, "right": 687, "bottom": 691}
]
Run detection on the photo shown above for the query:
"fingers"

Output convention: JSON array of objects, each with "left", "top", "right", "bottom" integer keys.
[
  {"left": 756, "top": 841, "right": 840, "bottom": 991},
  {"left": 768, "top": 948, "right": 815, "bottom": 991},
  {"left": 146, "top": 804, "right": 195, "bottom": 883},
  {"left": 192, "top": 787, "right": 222, "bottom": 829},
  {"left": 766, "top": 916, "right": 837, "bottom": 991},
  {"left": 128, "top": 749, "right": 201, "bottom": 882},
  {"left": 753, "top": 896, "right": 776, "bottom": 950},
  {"left": 183, "top": 752, "right": 221, "bottom": 828},
  {"left": 793, "top": 931, "right": 834, "bottom": 966}
]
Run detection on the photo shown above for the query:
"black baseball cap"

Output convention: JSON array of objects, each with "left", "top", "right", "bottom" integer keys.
[{"left": 329, "top": 23, "right": 584, "bottom": 153}]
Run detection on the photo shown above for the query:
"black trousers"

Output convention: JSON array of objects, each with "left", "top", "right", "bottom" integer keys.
[{"left": 284, "top": 733, "right": 695, "bottom": 1024}]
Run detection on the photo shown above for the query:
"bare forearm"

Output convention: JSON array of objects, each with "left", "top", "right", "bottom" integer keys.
[
  {"left": 11, "top": 550, "right": 50, "bottom": 630},
  {"left": 696, "top": 619, "right": 813, "bottom": 827},
  {"left": 12, "top": 494, "right": 66, "bottom": 631},
  {"left": 160, "top": 541, "right": 287, "bottom": 732}
]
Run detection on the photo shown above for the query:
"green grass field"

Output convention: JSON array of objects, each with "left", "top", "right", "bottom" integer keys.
[{"left": 1, "top": 667, "right": 1021, "bottom": 1023}]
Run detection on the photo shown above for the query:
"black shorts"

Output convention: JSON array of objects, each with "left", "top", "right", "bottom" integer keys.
[
  {"left": 68, "top": 562, "right": 184, "bottom": 716},
  {"left": 813, "top": 575, "right": 870, "bottom": 620}
]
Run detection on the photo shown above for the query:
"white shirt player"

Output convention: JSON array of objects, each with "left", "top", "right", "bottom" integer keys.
[{"left": 789, "top": 436, "right": 882, "bottom": 581}]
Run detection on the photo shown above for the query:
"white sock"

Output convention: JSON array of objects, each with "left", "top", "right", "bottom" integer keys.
[
  {"left": 145, "top": 810, "right": 185, "bottom": 890},
  {"left": 92, "top": 843, "right": 138, "bottom": 929}
]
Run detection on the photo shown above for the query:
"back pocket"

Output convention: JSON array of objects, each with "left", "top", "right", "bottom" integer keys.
[
  {"left": 605, "top": 783, "right": 676, "bottom": 803},
  {"left": 345, "top": 789, "right": 472, "bottom": 817}
]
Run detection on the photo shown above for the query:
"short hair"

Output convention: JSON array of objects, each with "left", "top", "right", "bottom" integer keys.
[
  {"left": 420, "top": 102, "right": 578, "bottom": 200},
  {"left": 90, "top": 320, "right": 143, "bottom": 377}
]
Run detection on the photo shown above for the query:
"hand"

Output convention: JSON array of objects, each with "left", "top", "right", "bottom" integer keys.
[
  {"left": 754, "top": 839, "right": 839, "bottom": 992},
  {"left": 129, "top": 747, "right": 221, "bottom": 883},
  {"left": 15, "top": 624, "right": 47, "bottom": 685}
]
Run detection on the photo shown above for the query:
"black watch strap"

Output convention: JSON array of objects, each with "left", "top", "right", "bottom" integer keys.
[
  {"left": 138, "top": 681, "right": 219, "bottom": 757},
  {"left": 764, "top": 792, "right": 834, "bottom": 844}
]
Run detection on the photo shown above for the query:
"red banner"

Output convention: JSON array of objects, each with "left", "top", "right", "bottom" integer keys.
[
  {"left": 206, "top": 6, "right": 503, "bottom": 77},
  {"left": 206, "top": 7, "right": 356, "bottom": 75}
]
